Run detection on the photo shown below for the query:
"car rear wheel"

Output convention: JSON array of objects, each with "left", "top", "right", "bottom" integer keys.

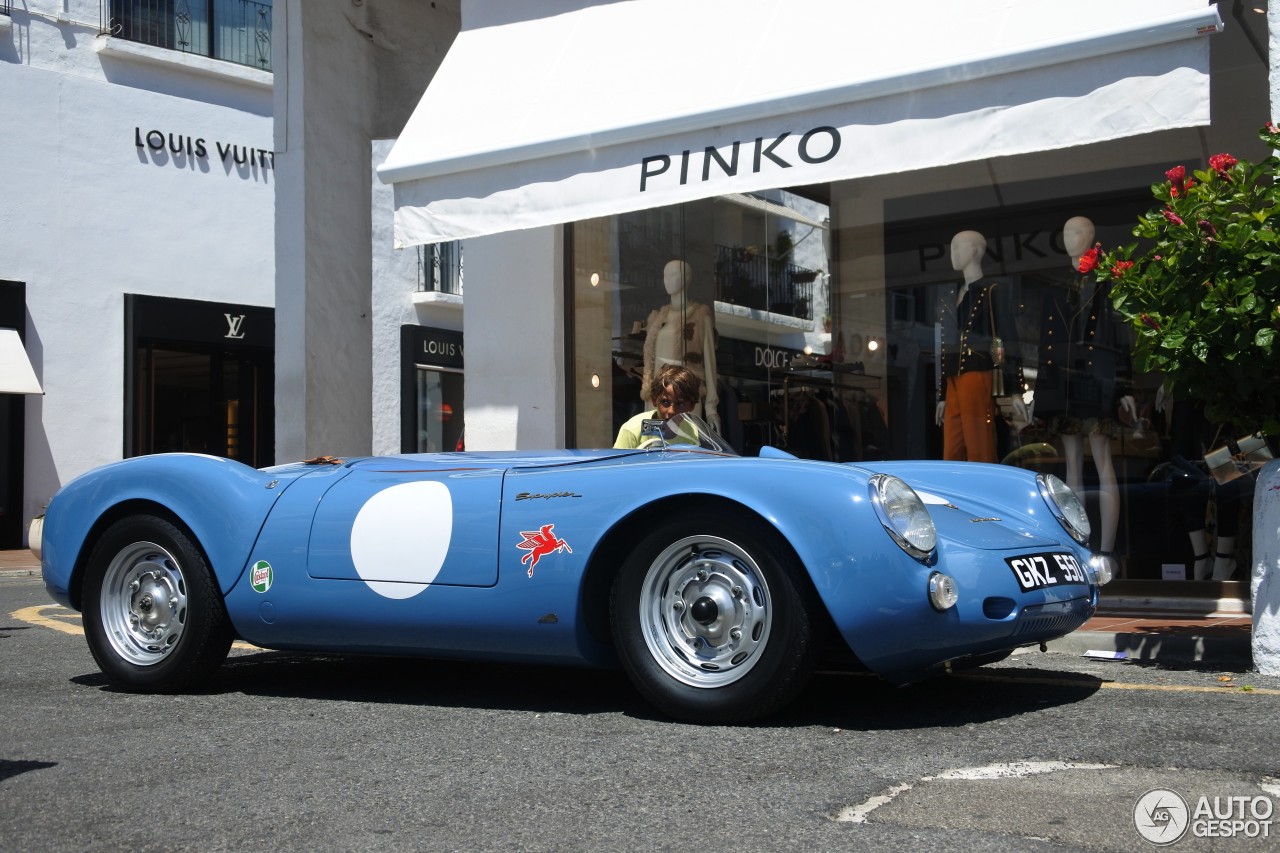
[
  {"left": 82, "top": 515, "right": 233, "bottom": 691},
  {"left": 609, "top": 511, "right": 819, "bottom": 723}
]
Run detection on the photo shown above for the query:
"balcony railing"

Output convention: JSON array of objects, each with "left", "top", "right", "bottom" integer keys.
[
  {"left": 714, "top": 244, "right": 817, "bottom": 320},
  {"left": 106, "top": 0, "right": 272, "bottom": 71},
  {"left": 418, "top": 242, "right": 464, "bottom": 296}
]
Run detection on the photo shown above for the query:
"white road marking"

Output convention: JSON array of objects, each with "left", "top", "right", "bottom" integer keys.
[{"left": 833, "top": 761, "right": 1116, "bottom": 823}]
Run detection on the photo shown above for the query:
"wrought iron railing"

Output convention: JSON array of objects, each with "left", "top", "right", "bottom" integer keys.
[
  {"left": 418, "top": 242, "right": 464, "bottom": 296},
  {"left": 105, "top": 0, "right": 272, "bottom": 71},
  {"left": 714, "top": 244, "right": 816, "bottom": 320}
]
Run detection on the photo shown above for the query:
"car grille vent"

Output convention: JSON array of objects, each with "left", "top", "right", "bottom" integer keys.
[{"left": 1013, "top": 612, "right": 1085, "bottom": 638}]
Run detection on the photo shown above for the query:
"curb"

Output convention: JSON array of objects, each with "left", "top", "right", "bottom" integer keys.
[{"left": 1046, "top": 629, "right": 1253, "bottom": 669}]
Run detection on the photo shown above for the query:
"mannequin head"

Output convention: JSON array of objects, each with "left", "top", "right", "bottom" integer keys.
[
  {"left": 663, "top": 259, "right": 692, "bottom": 300},
  {"left": 949, "top": 230, "right": 987, "bottom": 282},
  {"left": 1062, "top": 216, "right": 1096, "bottom": 263}
]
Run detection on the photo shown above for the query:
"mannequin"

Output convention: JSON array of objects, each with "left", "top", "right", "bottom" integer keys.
[
  {"left": 642, "top": 259, "right": 721, "bottom": 431},
  {"left": 935, "top": 230, "right": 1026, "bottom": 462},
  {"left": 1034, "top": 216, "right": 1133, "bottom": 561},
  {"left": 1167, "top": 395, "right": 1247, "bottom": 580}
]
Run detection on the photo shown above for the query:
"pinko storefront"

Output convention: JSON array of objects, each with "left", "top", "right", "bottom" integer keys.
[{"left": 378, "top": 0, "right": 1270, "bottom": 597}]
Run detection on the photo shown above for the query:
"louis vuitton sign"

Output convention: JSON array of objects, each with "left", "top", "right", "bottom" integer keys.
[{"left": 135, "top": 127, "right": 275, "bottom": 169}]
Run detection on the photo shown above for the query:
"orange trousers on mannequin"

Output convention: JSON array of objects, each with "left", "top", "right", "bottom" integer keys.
[{"left": 943, "top": 371, "right": 997, "bottom": 462}]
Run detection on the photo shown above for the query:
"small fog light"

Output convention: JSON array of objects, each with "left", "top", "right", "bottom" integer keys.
[
  {"left": 1089, "top": 554, "right": 1114, "bottom": 586},
  {"left": 928, "top": 571, "right": 958, "bottom": 611}
]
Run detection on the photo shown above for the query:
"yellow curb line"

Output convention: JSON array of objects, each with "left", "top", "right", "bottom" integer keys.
[
  {"left": 954, "top": 672, "right": 1280, "bottom": 696},
  {"left": 11, "top": 604, "right": 83, "bottom": 636},
  {"left": 10, "top": 604, "right": 259, "bottom": 650}
]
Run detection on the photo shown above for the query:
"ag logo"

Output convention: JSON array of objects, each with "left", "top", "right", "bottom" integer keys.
[
  {"left": 249, "top": 560, "right": 273, "bottom": 593},
  {"left": 1134, "top": 788, "right": 1189, "bottom": 845}
]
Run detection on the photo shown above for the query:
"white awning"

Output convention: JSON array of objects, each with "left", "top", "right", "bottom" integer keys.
[
  {"left": 378, "top": 0, "right": 1221, "bottom": 247},
  {"left": 0, "top": 329, "right": 42, "bottom": 395}
]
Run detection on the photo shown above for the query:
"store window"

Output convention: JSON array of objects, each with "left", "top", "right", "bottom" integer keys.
[
  {"left": 1, "top": 280, "right": 29, "bottom": 549},
  {"left": 419, "top": 240, "right": 464, "bottom": 296},
  {"left": 107, "top": 0, "right": 273, "bottom": 71},
  {"left": 572, "top": 194, "right": 838, "bottom": 457},
  {"left": 400, "top": 325, "right": 464, "bottom": 453},
  {"left": 569, "top": 17, "right": 1271, "bottom": 590},
  {"left": 125, "top": 295, "right": 274, "bottom": 467}
]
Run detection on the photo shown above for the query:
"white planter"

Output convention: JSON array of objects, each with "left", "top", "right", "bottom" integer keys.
[
  {"left": 27, "top": 515, "right": 43, "bottom": 561},
  {"left": 1253, "top": 459, "right": 1280, "bottom": 674}
]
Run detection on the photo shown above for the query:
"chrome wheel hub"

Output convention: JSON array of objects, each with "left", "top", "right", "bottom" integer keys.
[
  {"left": 639, "top": 535, "right": 772, "bottom": 688},
  {"left": 100, "top": 542, "right": 188, "bottom": 665}
]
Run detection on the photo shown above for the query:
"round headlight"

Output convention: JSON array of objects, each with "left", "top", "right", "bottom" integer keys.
[
  {"left": 1037, "top": 474, "right": 1091, "bottom": 545},
  {"left": 870, "top": 474, "right": 937, "bottom": 560}
]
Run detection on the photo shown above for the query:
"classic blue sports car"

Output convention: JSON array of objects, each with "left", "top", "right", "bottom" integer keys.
[{"left": 38, "top": 414, "right": 1108, "bottom": 723}]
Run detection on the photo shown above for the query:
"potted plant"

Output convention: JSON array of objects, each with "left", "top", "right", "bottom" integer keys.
[
  {"left": 1091, "top": 124, "right": 1280, "bottom": 674},
  {"left": 1090, "top": 124, "right": 1280, "bottom": 436}
]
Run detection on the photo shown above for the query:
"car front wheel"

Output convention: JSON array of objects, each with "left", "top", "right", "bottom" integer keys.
[
  {"left": 610, "top": 511, "right": 819, "bottom": 723},
  {"left": 82, "top": 515, "right": 233, "bottom": 691}
]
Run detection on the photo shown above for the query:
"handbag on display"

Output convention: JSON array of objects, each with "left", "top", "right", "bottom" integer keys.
[
  {"left": 988, "top": 286, "right": 1005, "bottom": 396},
  {"left": 1203, "top": 431, "right": 1274, "bottom": 484}
]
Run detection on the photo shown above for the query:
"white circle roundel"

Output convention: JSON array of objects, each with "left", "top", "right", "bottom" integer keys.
[{"left": 350, "top": 481, "right": 453, "bottom": 599}]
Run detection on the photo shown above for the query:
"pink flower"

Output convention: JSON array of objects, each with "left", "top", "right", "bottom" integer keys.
[
  {"left": 1140, "top": 313, "right": 1161, "bottom": 331},
  {"left": 1077, "top": 244, "right": 1101, "bottom": 274},
  {"left": 1166, "top": 165, "right": 1187, "bottom": 196},
  {"left": 1110, "top": 261, "right": 1134, "bottom": 277},
  {"left": 1198, "top": 219, "right": 1217, "bottom": 238},
  {"left": 1163, "top": 207, "right": 1184, "bottom": 226}
]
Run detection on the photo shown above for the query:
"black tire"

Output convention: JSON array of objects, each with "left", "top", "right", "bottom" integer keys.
[
  {"left": 609, "top": 509, "right": 819, "bottom": 723},
  {"left": 81, "top": 515, "right": 233, "bottom": 691}
]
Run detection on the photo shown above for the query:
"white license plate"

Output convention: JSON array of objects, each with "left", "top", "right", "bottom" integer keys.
[{"left": 1005, "top": 552, "right": 1089, "bottom": 592}]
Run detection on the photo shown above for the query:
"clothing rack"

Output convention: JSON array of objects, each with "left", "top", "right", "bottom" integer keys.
[{"left": 778, "top": 368, "right": 883, "bottom": 461}]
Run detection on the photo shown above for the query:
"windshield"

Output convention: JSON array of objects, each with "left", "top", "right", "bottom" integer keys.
[{"left": 636, "top": 413, "right": 738, "bottom": 455}]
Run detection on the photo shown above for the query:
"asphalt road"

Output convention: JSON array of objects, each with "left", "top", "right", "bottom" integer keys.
[{"left": 3, "top": 574, "right": 1279, "bottom": 852}]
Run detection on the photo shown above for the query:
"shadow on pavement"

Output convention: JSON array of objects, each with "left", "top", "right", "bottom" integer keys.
[
  {"left": 0, "top": 759, "right": 58, "bottom": 783},
  {"left": 70, "top": 650, "right": 1104, "bottom": 728}
]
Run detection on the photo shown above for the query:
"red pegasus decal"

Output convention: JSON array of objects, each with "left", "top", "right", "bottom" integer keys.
[{"left": 517, "top": 523, "right": 572, "bottom": 577}]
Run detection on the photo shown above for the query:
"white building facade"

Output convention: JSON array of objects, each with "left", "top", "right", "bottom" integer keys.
[{"left": 0, "top": 1, "right": 276, "bottom": 548}]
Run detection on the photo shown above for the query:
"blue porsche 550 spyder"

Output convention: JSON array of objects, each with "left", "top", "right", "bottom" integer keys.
[{"left": 38, "top": 414, "right": 1108, "bottom": 723}]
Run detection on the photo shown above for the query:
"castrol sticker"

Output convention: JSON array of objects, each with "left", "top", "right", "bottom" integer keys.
[{"left": 250, "top": 560, "right": 273, "bottom": 593}]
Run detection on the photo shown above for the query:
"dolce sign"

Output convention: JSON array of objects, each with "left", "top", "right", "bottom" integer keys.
[
  {"left": 755, "top": 344, "right": 801, "bottom": 370},
  {"left": 135, "top": 127, "right": 275, "bottom": 168}
]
